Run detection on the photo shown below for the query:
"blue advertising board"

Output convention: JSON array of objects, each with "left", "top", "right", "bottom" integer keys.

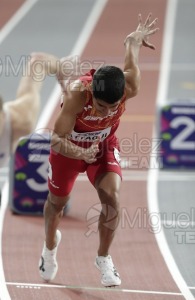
[
  {"left": 9, "top": 132, "right": 51, "bottom": 214},
  {"left": 159, "top": 101, "right": 195, "bottom": 169}
]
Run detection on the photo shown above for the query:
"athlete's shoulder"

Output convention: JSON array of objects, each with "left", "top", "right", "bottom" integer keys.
[
  {"left": 66, "top": 69, "right": 96, "bottom": 92},
  {"left": 60, "top": 80, "right": 87, "bottom": 115}
]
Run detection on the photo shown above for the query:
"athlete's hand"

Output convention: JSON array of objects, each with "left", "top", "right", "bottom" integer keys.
[
  {"left": 124, "top": 13, "right": 159, "bottom": 50},
  {"left": 82, "top": 138, "right": 100, "bottom": 164}
]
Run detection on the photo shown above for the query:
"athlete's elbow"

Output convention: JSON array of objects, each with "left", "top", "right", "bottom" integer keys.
[
  {"left": 132, "top": 85, "right": 140, "bottom": 97},
  {"left": 125, "top": 84, "right": 140, "bottom": 99}
]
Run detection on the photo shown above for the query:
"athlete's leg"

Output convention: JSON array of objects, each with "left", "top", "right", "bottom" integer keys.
[
  {"left": 12, "top": 54, "right": 47, "bottom": 133},
  {"left": 92, "top": 171, "right": 122, "bottom": 287},
  {"left": 44, "top": 150, "right": 87, "bottom": 250},
  {"left": 39, "top": 190, "right": 70, "bottom": 281},
  {"left": 87, "top": 136, "right": 122, "bottom": 256},
  {"left": 44, "top": 192, "right": 70, "bottom": 250},
  {"left": 86, "top": 138, "right": 122, "bottom": 256},
  {"left": 9, "top": 54, "right": 46, "bottom": 150},
  {"left": 86, "top": 140, "right": 122, "bottom": 286},
  {"left": 9, "top": 53, "right": 62, "bottom": 150},
  {"left": 95, "top": 172, "right": 121, "bottom": 256},
  {"left": 39, "top": 152, "right": 86, "bottom": 281}
]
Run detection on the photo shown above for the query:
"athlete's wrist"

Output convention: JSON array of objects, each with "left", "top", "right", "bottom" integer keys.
[{"left": 124, "top": 32, "right": 142, "bottom": 48}]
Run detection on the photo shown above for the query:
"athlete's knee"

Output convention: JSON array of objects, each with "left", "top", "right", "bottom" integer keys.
[
  {"left": 97, "top": 187, "right": 120, "bottom": 230},
  {"left": 46, "top": 191, "right": 70, "bottom": 214},
  {"left": 97, "top": 187, "right": 120, "bottom": 212}
]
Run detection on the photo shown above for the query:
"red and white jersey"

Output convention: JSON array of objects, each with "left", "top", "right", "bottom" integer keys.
[{"left": 70, "top": 69, "right": 126, "bottom": 145}]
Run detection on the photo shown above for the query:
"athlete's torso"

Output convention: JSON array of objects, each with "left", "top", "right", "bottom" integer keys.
[
  {"left": 0, "top": 105, "right": 11, "bottom": 169},
  {"left": 70, "top": 69, "right": 126, "bottom": 144}
]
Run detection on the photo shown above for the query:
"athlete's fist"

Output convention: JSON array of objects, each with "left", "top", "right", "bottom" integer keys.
[{"left": 82, "top": 138, "right": 100, "bottom": 164}]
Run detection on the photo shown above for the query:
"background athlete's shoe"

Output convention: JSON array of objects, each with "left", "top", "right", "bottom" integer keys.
[
  {"left": 39, "top": 230, "right": 61, "bottom": 281},
  {"left": 95, "top": 255, "right": 121, "bottom": 287}
]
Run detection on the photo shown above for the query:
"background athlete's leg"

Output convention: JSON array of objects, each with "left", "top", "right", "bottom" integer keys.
[{"left": 10, "top": 53, "right": 62, "bottom": 151}]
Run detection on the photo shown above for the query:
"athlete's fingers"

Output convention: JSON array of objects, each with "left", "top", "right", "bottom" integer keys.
[
  {"left": 148, "top": 18, "right": 158, "bottom": 29},
  {"left": 144, "top": 13, "right": 152, "bottom": 27},
  {"left": 85, "top": 156, "right": 97, "bottom": 164},
  {"left": 91, "top": 137, "right": 100, "bottom": 153},
  {"left": 142, "top": 39, "right": 156, "bottom": 50},
  {"left": 93, "top": 136, "right": 101, "bottom": 145},
  {"left": 138, "top": 13, "right": 143, "bottom": 26}
]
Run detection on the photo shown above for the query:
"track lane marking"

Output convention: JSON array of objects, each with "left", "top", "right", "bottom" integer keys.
[
  {"left": 0, "top": 1, "right": 109, "bottom": 300},
  {"left": 147, "top": 0, "right": 194, "bottom": 299},
  {"left": 6, "top": 282, "right": 183, "bottom": 296},
  {"left": 0, "top": 0, "right": 39, "bottom": 44},
  {"left": 0, "top": 3, "right": 41, "bottom": 300}
]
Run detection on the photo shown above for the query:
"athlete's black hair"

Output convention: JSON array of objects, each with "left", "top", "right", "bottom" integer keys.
[{"left": 92, "top": 66, "right": 125, "bottom": 104}]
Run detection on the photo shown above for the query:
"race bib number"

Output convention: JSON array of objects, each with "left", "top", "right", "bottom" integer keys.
[{"left": 70, "top": 127, "right": 111, "bottom": 142}]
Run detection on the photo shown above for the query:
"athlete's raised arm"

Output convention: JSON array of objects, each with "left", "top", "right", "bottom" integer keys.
[{"left": 123, "top": 13, "right": 159, "bottom": 100}]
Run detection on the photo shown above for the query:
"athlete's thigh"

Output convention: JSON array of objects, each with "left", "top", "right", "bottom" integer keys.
[
  {"left": 48, "top": 149, "right": 87, "bottom": 197},
  {"left": 86, "top": 136, "right": 122, "bottom": 188}
]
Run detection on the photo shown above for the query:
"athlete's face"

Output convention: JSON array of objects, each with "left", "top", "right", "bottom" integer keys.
[{"left": 93, "top": 98, "right": 120, "bottom": 117}]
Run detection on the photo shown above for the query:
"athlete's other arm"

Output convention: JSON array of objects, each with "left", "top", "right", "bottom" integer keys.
[
  {"left": 51, "top": 81, "right": 100, "bottom": 164},
  {"left": 123, "top": 13, "right": 159, "bottom": 99}
]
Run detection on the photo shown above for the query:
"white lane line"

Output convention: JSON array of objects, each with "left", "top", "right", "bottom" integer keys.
[
  {"left": 147, "top": 0, "right": 194, "bottom": 299},
  {"left": 0, "top": 0, "right": 39, "bottom": 44},
  {"left": 155, "top": 0, "right": 177, "bottom": 108},
  {"left": 0, "top": 1, "right": 108, "bottom": 300},
  {"left": 0, "top": 2, "right": 40, "bottom": 299},
  {"left": 36, "top": 0, "right": 108, "bottom": 131},
  {"left": 148, "top": 168, "right": 194, "bottom": 300},
  {"left": 0, "top": 177, "right": 7, "bottom": 182},
  {"left": 0, "top": 3, "right": 39, "bottom": 298},
  {"left": 6, "top": 282, "right": 183, "bottom": 296},
  {"left": 0, "top": 183, "right": 11, "bottom": 300}
]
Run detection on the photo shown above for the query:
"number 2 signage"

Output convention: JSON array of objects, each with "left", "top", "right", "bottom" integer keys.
[{"left": 160, "top": 103, "right": 195, "bottom": 169}]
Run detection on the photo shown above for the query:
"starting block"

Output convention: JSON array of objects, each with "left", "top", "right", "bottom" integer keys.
[
  {"left": 159, "top": 99, "right": 195, "bottom": 169},
  {"left": 9, "top": 131, "right": 51, "bottom": 215}
]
